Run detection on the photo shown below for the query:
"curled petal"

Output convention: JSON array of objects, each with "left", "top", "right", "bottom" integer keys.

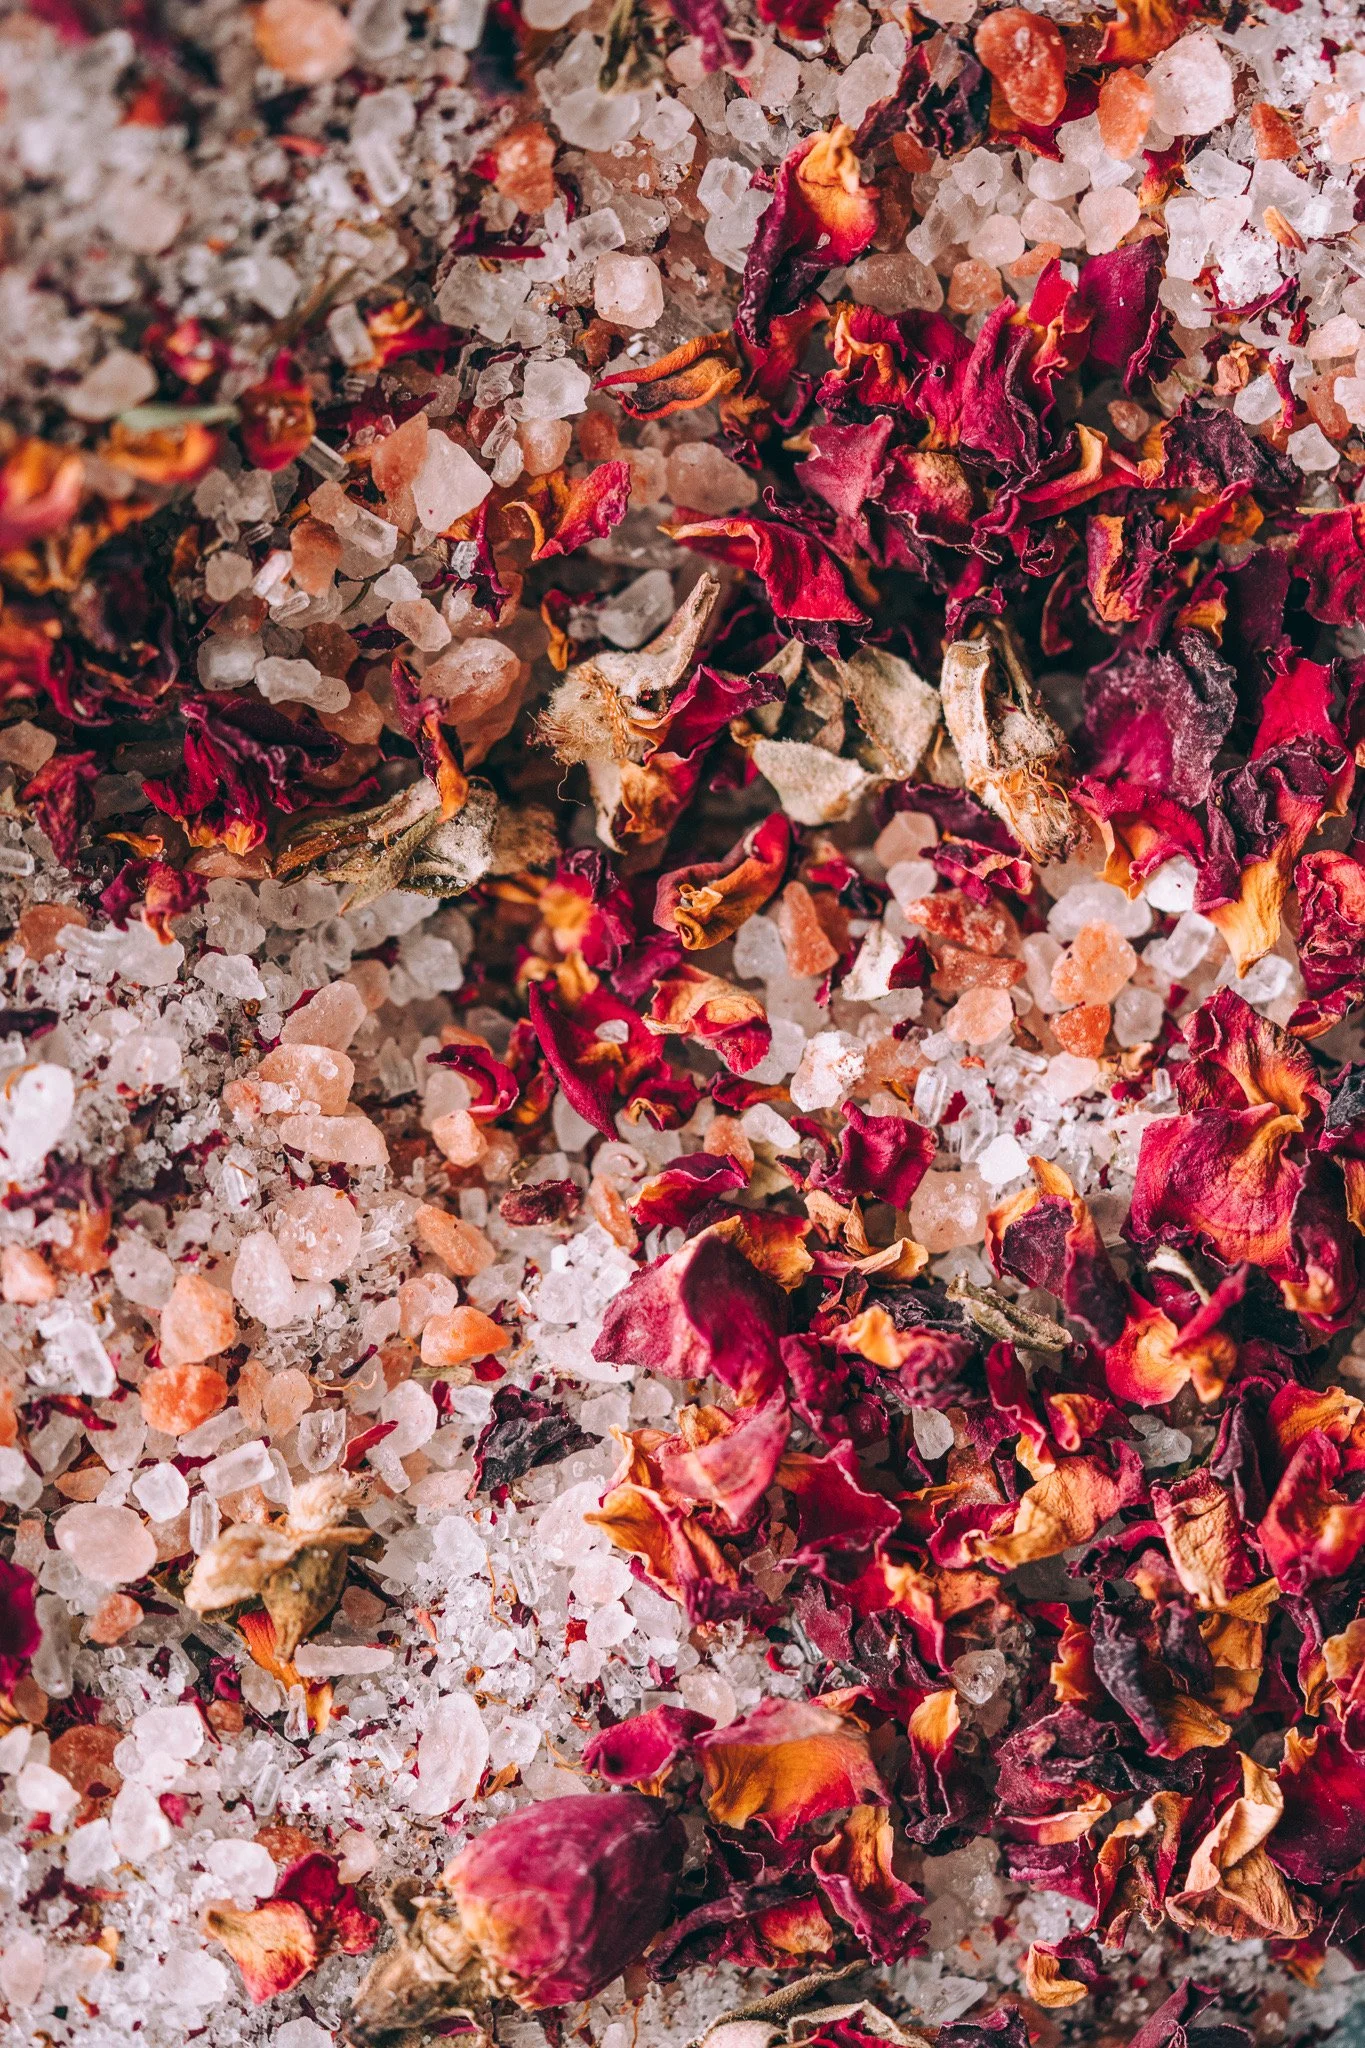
[
  {"left": 202, "top": 1898, "right": 318, "bottom": 2004},
  {"left": 646, "top": 963, "right": 771, "bottom": 1074},
  {"left": 696, "top": 1695, "right": 885, "bottom": 1840},
  {"left": 978, "top": 1444, "right": 1146, "bottom": 1570}
]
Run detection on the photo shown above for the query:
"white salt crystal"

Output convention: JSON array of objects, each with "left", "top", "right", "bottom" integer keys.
[
  {"left": 255, "top": 656, "right": 349, "bottom": 713},
  {"left": 414, "top": 433, "right": 492, "bottom": 530},
  {"left": 131, "top": 1462, "right": 189, "bottom": 1522},
  {"left": 194, "top": 953, "right": 267, "bottom": 1002},
  {"left": 1147, "top": 32, "right": 1234, "bottom": 136},
  {"left": 594, "top": 253, "right": 664, "bottom": 329},
  {"left": 232, "top": 1231, "right": 299, "bottom": 1329},
  {"left": 1042, "top": 1053, "right": 1100, "bottom": 1101},
  {"left": 977, "top": 1133, "right": 1029, "bottom": 1187},
  {"left": 16, "top": 1761, "right": 78, "bottom": 1824},
  {"left": 202, "top": 1438, "right": 275, "bottom": 1496},
  {"left": 790, "top": 1030, "right": 866, "bottom": 1112},
  {"left": 1047, "top": 880, "right": 1149, "bottom": 941},
  {"left": 697, "top": 156, "right": 751, "bottom": 217},
  {"left": 158, "top": 1949, "right": 231, "bottom": 2007},
  {"left": 1287, "top": 423, "right": 1340, "bottom": 472},
  {"left": 598, "top": 568, "right": 676, "bottom": 649},
  {"left": 520, "top": 357, "right": 591, "bottom": 420},
  {"left": 65, "top": 348, "right": 156, "bottom": 421},
  {"left": 0, "top": 1930, "right": 46, "bottom": 2005},
  {"left": 379, "top": 1378, "right": 438, "bottom": 1456},
  {"left": 1114, "top": 983, "right": 1165, "bottom": 1047},
  {"left": 204, "top": 1837, "right": 278, "bottom": 1901},
  {"left": 275, "top": 2022, "right": 333, "bottom": 2048},
  {"left": 66, "top": 1819, "right": 116, "bottom": 1884},
  {"left": 1144, "top": 856, "right": 1197, "bottom": 912},
  {"left": 912, "top": 1408, "right": 956, "bottom": 1461},
  {"left": 1233, "top": 372, "right": 1282, "bottom": 425},
  {"left": 293, "top": 1643, "right": 395, "bottom": 1677},
  {"left": 110, "top": 1780, "right": 173, "bottom": 1859},
  {"left": 952, "top": 1648, "right": 1007, "bottom": 1704},
  {"left": 135, "top": 1703, "right": 205, "bottom": 1760},
  {"left": 0, "top": 1062, "right": 73, "bottom": 1182},
  {"left": 968, "top": 213, "right": 1025, "bottom": 266},
  {"left": 1078, "top": 186, "right": 1140, "bottom": 255},
  {"left": 407, "top": 1691, "right": 489, "bottom": 1815},
  {"left": 112, "top": 1235, "right": 175, "bottom": 1309},
  {"left": 110, "top": 1034, "right": 182, "bottom": 1091},
  {"left": 56, "top": 1503, "right": 155, "bottom": 1586},
  {"left": 432, "top": 1516, "right": 487, "bottom": 1578}
]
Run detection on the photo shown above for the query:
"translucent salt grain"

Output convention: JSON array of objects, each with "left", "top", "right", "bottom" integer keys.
[
  {"left": 598, "top": 569, "right": 676, "bottom": 650},
  {"left": 1144, "top": 857, "right": 1196, "bottom": 913},
  {"left": 1114, "top": 983, "right": 1165, "bottom": 1047},
  {"left": 232, "top": 1231, "right": 299, "bottom": 1328},
  {"left": 407, "top": 1691, "right": 489, "bottom": 1815},
  {"left": 1051, "top": 921, "right": 1138, "bottom": 1006},
  {"left": 423, "top": 636, "right": 520, "bottom": 716},
  {"left": 274, "top": 1185, "right": 363, "bottom": 1280},
  {"left": 131, "top": 1462, "right": 189, "bottom": 1522},
  {"left": 665, "top": 442, "right": 758, "bottom": 515},
  {"left": 56, "top": 1504, "right": 156, "bottom": 1587},
  {"left": 1146, "top": 31, "right": 1234, "bottom": 137},
  {"left": 65, "top": 349, "right": 157, "bottom": 422},
  {"left": 1287, "top": 424, "right": 1340, "bottom": 473},
  {"left": 945, "top": 986, "right": 1014, "bottom": 1045},
  {"left": 195, "top": 953, "right": 267, "bottom": 1003},
  {"left": 594, "top": 253, "right": 665, "bottom": 330},
  {"left": 258, "top": 1041, "right": 355, "bottom": 1114},
  {"left": 110, "top": 1779, "right": 172, "bottom": 1859},
  {"left": 909, "top": 1168, "right": 988, "bottom": 1253},
  {"left": 0, "top": 1062, "right": 74, "bottom": 1180},
  {"left": 977, "top": 1133, "right": 1030, "bottom": 1187},
  {"left": 1097, "top": 69, "right": 1154, "bottom": 158},
  {"left": 202, "top": 1438, "right": 274, "bottom": 1497},
  {"left": 378, "top": 1379, "right": 438, "bottom": 1457},
  {"left": 282, "top": 979, "right": 367, "bottom": 1050},
  {"left": 1, "top": 1246, "right": 54, "bottom": 1304},
  {"left": 875, "top": 811, "right": 937, "bottom": 866},
  {"left": 204, "top": 1837, "right": 277, "bottom": 1901},
  {"left": 17, "top": 1761, "right": 79, "bottom": 1823},
  {"left": 952, "top": 1648, "right": 1007, "bottom": 1704},
  {"left": 160, "top": 1275, "right": 238, "bottom": 1368},
  {"left": 1078, "top": 186, "right": 1140, "bottom": 255},
  {"left": 1046, "top": 880, "right": 1149, "bottom": 941},
  {"left": 135, "top": 1702, "right": 206, "bottom": 1760},
  {"left": 415, "top": 1204, "right": 496, "bottom": 1276},
  {"left": 968, "top": 213, "right": 1026, "bottom": 266},
  {"left": 912, "top": 1407, "right": 956, "bottom": 1460},
  {"left": 520, "top": 358, "right": 592, "bottom": 420},
  {"left": 790, "top": 1030, "right": 865, "bottom": 1112},
  {"left": 1043, "top": 1052, "right": 1101, "bottom": 1101},
  {"left": 414, "top": 434, "right": 492, "bottom": 531}
]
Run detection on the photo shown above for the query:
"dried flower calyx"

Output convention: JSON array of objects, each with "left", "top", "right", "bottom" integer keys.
[
  {"left": 183, "top": 1473, "right": 375, "bottom": 1660},
  {"left": 939, "top": 623, "right": 1083, "bottom": 865}
]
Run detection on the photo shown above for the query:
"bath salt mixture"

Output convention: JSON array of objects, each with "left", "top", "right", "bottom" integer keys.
[{"left": 7, "top": 0, "right": 1365, "bottom": 2044}]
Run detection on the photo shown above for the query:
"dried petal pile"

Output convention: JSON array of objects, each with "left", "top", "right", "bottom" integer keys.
[{"left": 8, "top": 0, "right": 1365, "bottom": 2045}]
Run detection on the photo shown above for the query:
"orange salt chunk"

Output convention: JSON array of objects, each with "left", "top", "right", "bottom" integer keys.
[
  {"left": 974, "top": 6, "right": 1067, "bottom": 125},
  {"left": 139, "top": 1362, "right": 228, "bottom": 1436},
  {"left": 775, "top": 882, "right": 840, "bottom": 978},
  {"left": 1097, "top": 70, "right": 1154, "bottom": 159},
  {"left": 420, "top": 1306, "right": 511, "bottom": 1369},
  {"left": 88, "top": 1594, "right": 143, "bottom": 1645},
  {"left": 1053, "top": 1003, "right": 1111, "bottom": 1058},
  {"left": 160, "top": 1273, "right": 238, "bottom": 1366},
  {"left": 1, "top": 1245, "right": 55, "bottom": 1304},
  {"left": 1051, "top": 921, "right": 1137, "bottom": 1007},
  {"left": 944, "top": 986, "right": 1015, "bottom": 1046},
  {"left": 19, "top": 904, "right": 86, "bottom": 961},
  {"left": 414, "top": 1204, "right": 496, "bottom": 1277},
  {"left": 704, "top": 1116, "right": 755, "bottom": 1173}
]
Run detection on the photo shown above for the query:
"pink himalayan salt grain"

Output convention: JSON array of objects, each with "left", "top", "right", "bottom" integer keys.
[
  {"left": 432, "top": 1108, "right": 487, "bottom": 1166},
  {"left": 273, "top": 1186, "right": 363, "bottom": 1281},
  {"left": 949, "top": 261, "right": 1004, "bottom": 314},
  {"left": 1097, "top": 69, "right": 1154, "bottom": 158},
  {"left": 517, "top": 418, "right": 573, "bottom": 475},
  {"left": 422, "top": 637, "right": 521, "bottom": 720},
  {"left": 1051, "top": 921, "right": 1138, "bottom": 1007},
  {"left": 276, "top": 1111, "right": 388, "bottom": 1167},
  {"left": 944, "top": 985, "right": 1015, "bottom": 1045},
  {"left": 282, "top": 980, "right": 367, "bottom": 1051},
  {"left": 874, "top": 812, "right": 937, "bottom": 867},
  {"left": 254, "top": 0, "right": 353, "bottom": 83},
  {"left": 974, "top": 7, "right": 1067, "bottom": 125},
  {"left": 256, "top": 1042, "right": 354, "bottom": 1114},
  {"left": 371, "top": 411, "right": 429, "bottom": 499},
  {"left": 346, "top": 958, "right": 391, "bottom": 1011},
  {"left": 909, "top": 1167, "right": 988, "bottom": 1253},
  {"left": 1, "top": 1245, "right": 55, "bottom": 1303},
  {"left": 88, "top": 1593, "right": 143, "bottom": 1644},
  {"left": 421, "top": 1306, "right": 511, "bottom": 1369},
  {"left": 289, "top": 517, "right": 342, "bottom": 595},
  {"left": 775, "top": 881, "right": 840, "bottom": 977},
  {"left": 139, "top": 1362, "right": 227, "bottom": 1435},
  {"left": 263, "top": 1368, "right": 314, "bottom": 1435},
  {"left": 494, "top": 123, "right": 558, "bottom": 215},
  {"left": 320, "top": 688, "right": 384, "bottom": 747},
  {"left": 704, "top": 1116, "right": 755, "bottom": 1173},
  {"left": 56, "top": 1503, "right": 156, "bottom": 1587},
  {"left": 20, "top": 904, "right": 87, "bottom": 961},
  {"left": 1052, "top": 1002, "right": 1111, "bottom": 1058},
  {"left": 160, "top": 1274, "right": 237, "bottom": 1366},
  {"left": 415, "top": 1205, "right": 496, "bottom": 1277},
  {"left": 399, "top": 1271, "right": 460, "bottom": 1339}
]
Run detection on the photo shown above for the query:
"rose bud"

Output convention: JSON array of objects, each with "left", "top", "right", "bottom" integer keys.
[{"left": 346, "top": 1791, "right": 684, "bottom": 2041}]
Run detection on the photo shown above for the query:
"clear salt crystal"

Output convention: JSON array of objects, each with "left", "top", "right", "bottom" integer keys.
[
  {"left": 189, "top": 1491, "right": 220, "bottom": 1555},
  {"left": 195, "top": 953, "right": 267, "bottom": 1002},
  {"left": 912, "top": 1408, "right": 956, "bottom": 1460},
  {"left": 407, "top": 1690, "right": 489, "bottom": 1815},
  {"left": 1144, "top": 857, "right": 1197, "bottom": 912},
  {"left": 205, "top": 1836, "right": 278, "bottom": 1901},
  {"left": 520, "top": 357, "right": 591, "bottom": 420},
  {"left": 977, "top": 1133, "right": 1030, "bottom": 1187},
  {"left": 65, "top": 348, "right": 157, "bottom": 422},
  {"left": 112, "top": 1235, "right": 175, "bottom": 1309},
  {"left": 1144, "top": 909, "right": 1218, "bottom": 982},
  {"left": 1147, "top": 31, "right": 1234, "bottom": 137},
  {"left": 131, "top": 1462, "right": 189, "bottom": 1522},
  {"left": 598, "top": 568, "right": 675, "bottom": 649},
  {"left": 110, "top": 1780, "right": 172, "bottom": 1860},
  {"left": 1047, "top": 880, "right": 1149, "bottom": 942},
  {"left": 1113, "top": 983, "right": 1165, "bottom": 1047},
  {"left": 202, "top": 1438, "right": 274, "bottom": 1497},
  {"left": 952, "top": 1648, "right": 1007, "bottom": 1704},
  {"left": 414, "top": 433, "right": 492, "bottom": 530},
  {"left": 0, "top": 1063, "right": 73, "bottom": 1181},
  {"left": 293, "top": 1643, "right": 394, "bottom": 1677},
  {"left": 232, "top": 1231, "right": 300, "bottom": 1329},
  {"left": 1287, "top": 423, "right": 1340, "bottom": 472},
  {"left": 790, "top": 1030, "right": 866, "bottom": 1112}
]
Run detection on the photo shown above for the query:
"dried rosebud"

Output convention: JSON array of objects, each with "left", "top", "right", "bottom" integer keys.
[{"left": 346, "top": 1792, "right": 684, "bottom": 2040}]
